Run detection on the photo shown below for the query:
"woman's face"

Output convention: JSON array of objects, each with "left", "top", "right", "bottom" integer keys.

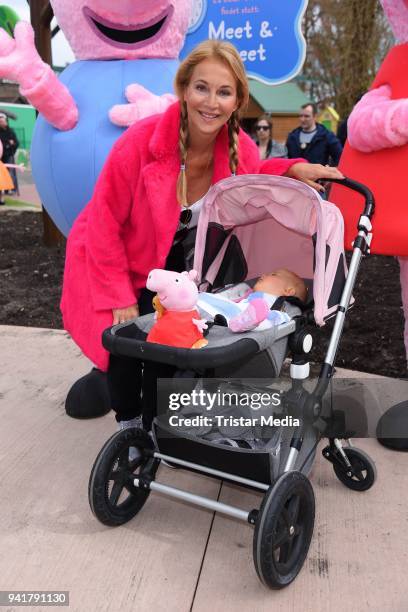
[
  {"left": 183, "top": 58, "right": 238, "bottom": 143},
  {"left": 256, "top": 121, "right": 271, "bottom": 143}
]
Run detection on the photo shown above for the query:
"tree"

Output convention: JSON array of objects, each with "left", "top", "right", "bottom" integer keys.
[
  {"left": 28, "top": 0, "right": 64, "bottom": 246},
  {"left": 301, "top": 0, "right": 394, "bottom": 118}
]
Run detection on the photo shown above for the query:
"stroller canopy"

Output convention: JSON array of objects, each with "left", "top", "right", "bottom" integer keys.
[{"left": 193, "top": 175, "right": 347, "bottom": 325}]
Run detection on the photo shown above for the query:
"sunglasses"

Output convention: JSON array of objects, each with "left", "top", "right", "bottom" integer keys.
[
  {"left": 256, "top": 125, "right": 270, "bottom": 131},
  {"left": 179, "top": 208, "right": 192, "bottom": 226}
]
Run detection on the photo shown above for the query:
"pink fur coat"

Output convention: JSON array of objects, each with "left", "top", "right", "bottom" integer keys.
[{"left": 60, "top": 102, "right": 304, "bottom": 370}]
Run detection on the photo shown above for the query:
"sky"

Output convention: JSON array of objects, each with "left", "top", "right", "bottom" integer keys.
[{"left": 6, "top": 0, "right": 75, "bottom": 66}]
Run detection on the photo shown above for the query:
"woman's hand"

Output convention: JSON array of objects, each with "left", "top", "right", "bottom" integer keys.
[
  {"left": 285, "top": 162, "right": 344, "bottom": 192},
  {"left": 112, "top": 303, "right": 139, "bottom": 325}
]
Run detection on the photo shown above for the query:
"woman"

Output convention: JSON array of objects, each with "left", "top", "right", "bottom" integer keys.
[
  {"left": 0, "top": 113, "right": 19, "bottom": 198},
  {"left": 255, "top": 114, "right": 287, "bottom": 159},
  {"left": 61, "top": 40, "right": 343, "bottom": 431}
]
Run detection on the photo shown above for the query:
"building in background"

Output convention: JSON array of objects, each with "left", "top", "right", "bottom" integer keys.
[
  {"left": 242, "top": 79, "right": 310, "bottom": 143},
  {"left": 317, "top": 106, "right": 340, "bottom": 135}
]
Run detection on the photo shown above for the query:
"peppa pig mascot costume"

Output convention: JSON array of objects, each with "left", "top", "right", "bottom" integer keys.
[
  {"left": 0, "top": 0, "right": 191, "bottom": 235},
  {"left": 146, "top": 269, "right": 208, "bottom": 348},
  {"left": 331, "top": 0, "right": 408, "bottom": 450}
]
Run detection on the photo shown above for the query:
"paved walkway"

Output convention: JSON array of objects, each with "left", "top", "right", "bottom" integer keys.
[{"left": 1, "top": 325, "right": 407, "bottom": 612}]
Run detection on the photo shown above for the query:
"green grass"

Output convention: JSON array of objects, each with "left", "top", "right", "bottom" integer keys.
[{"left": 3, "top": 197, "right": 39, "bottom": 209}]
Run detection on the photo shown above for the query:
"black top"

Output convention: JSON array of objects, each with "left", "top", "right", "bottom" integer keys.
[{"left": 0, "top": 126, "right": 19, "bottom": 161}]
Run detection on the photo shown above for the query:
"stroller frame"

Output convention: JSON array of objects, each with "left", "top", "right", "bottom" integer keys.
[{"left": 89, "top": 178, "right": 377, "bottom": 589}]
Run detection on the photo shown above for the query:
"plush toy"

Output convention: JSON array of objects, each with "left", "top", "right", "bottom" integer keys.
[
  {"left": 146, "top": 269, "right": 208, "bottom": 349},
  {"left": 0, "top": 1, "right": 191, "bottom": 234}
]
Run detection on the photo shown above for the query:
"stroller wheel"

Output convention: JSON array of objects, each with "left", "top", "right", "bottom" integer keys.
[
  {"left": 88, "top": 428, "right": 159, "bottom": 526},
  {"left": 332, "top": 447, "right": 376, "bottom": 491},
  {"left": 253, "top": 471, "right": 315, "bottom": 589}
]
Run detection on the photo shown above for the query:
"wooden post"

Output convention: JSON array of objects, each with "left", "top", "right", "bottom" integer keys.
[{"left": 29, "top": 0, "right": 65, "bottom": 247}]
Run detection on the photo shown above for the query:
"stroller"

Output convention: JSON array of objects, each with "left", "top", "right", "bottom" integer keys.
[{"left": 88, "top": 175, "right": 376, "bottom": 589}]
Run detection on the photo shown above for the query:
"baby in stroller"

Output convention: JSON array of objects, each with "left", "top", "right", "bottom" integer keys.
[
  {"left": 89, "top": 174, "right": 377, "bottom": 590},
  {"left": 198, "top": 267, "right": 308, "bottom": 333}
]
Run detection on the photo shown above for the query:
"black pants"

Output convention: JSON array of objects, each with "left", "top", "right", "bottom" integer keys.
[{"left": 107, "top": 242, "right": 185, "bottom": 430}]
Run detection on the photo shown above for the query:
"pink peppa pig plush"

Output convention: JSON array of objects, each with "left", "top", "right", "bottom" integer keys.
[
  {"left": 146, "top": 269, "right": 208, "bottom": 349},
  {"left": 0, "top": 1, "right": 191, "bottom": 235}
]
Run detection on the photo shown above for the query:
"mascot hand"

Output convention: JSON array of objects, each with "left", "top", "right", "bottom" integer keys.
[
  {"left": 0, "top": 22, "right": 45, "bottom": 89},
  {"left": 0, "top": 21, "right": 77, "bottom": 131},
  {"left": 109, "top": 83, "right": 177, "bottom": 126},
  {"left": 348, "top": 85, "right": 408, "bottom": 152}
]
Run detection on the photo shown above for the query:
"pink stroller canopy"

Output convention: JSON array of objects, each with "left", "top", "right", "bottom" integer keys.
[{"left": 193, "top": 175, "right": 347, "bottom": 325}]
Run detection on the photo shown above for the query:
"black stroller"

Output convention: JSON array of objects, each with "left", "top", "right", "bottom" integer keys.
[{"left": 88, "top": 175, "right": 376, "bottom": 589}]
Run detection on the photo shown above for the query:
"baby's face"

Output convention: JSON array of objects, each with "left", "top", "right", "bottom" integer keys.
[{"left": 254, "top": 271, "right": 294, "bottom": 296}]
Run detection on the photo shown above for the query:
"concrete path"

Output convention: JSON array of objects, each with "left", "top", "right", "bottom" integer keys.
[{"left": 1, "top": 325, "right": 407, "bottom": 612}]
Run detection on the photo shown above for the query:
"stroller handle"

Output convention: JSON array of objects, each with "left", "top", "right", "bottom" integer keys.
[{"left": 328, "top": 177, "right": 375, "bottom": 219}]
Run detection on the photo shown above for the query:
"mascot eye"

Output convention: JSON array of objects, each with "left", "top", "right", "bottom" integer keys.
[{"left": 175, "top": 279, "right": 179, "bottom": 283}]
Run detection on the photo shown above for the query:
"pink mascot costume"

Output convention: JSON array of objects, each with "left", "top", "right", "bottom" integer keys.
[
  {"left": 0, "top": 1, "right": 190, "bottom": 235},
  {"left": 331, "top": 0, "right": 408, "bottom": 450}
]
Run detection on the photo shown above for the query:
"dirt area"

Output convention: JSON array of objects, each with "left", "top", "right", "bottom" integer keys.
[{"left": 0, "top": 209, "right": 406, "bottom": 378}]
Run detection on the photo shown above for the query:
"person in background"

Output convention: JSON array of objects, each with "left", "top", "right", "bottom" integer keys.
[
  {"left": 0, "top": 112, "right": 19, "bottom": 196},
  {"left": 286, "top": 103, "right": 342, "bottom": 166},
  {"left": 336, "top": 116, "right": 348, "bottom": 147},
  {"left": 336, "top": 94, "right": 364, "bottom": 147},
  {"left": 254, "top": 114, "right": 287, "bottom": 159}
]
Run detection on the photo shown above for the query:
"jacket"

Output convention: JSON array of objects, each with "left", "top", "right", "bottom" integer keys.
[
  {"left": 286, "top": 123, "right": 342, "bottom": 165},
  {"left": 61, "top": 102, "right": 304, "bottom": 370},
  {"left": 0, "top": 126, "right": 19, "bottom": 161}
]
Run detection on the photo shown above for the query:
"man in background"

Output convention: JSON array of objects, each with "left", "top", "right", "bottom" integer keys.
[{"left": 286, "top": 103, "right": 342, "bottom": 166}]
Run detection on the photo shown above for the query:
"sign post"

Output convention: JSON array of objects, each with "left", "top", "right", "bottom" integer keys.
[{"left": 181, "top": 0, "right": 309, "bottom": 84}]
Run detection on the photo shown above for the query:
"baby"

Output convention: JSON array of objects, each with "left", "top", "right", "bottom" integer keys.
[{"left": 197, "top": 268, "right": 307, "bottom": 333}]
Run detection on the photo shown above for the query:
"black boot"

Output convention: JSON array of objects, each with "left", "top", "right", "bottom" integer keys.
[
  {"left": 376, "top": 401, "right": 408, "bottom": 451},
  {"left": 65, "top": 368, "right": 111, "bottom": 418}
]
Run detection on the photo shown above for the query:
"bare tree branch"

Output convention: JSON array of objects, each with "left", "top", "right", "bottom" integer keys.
[{"left": 301, "top": 0, "right": 394, "bottom": 117}]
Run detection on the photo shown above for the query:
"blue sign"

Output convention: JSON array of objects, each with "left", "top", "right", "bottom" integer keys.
[{"left": 181, "top": 0, "right": 308, "bottom": 85}]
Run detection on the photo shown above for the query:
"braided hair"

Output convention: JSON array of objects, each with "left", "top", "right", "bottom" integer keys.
[{"left": 176, "top": 102, "right": 189, "bottom": 206}]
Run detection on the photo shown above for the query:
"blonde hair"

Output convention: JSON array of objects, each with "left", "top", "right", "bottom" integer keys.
[{"left": 174, "top": 40, "right": 249, "bottom": 205}]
